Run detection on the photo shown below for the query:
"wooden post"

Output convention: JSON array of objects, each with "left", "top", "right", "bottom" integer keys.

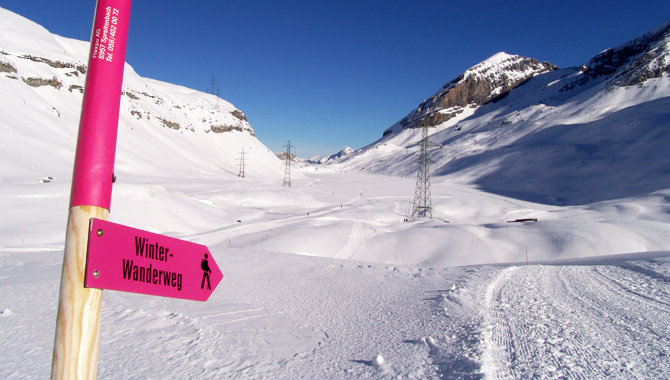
[
  {"left": 52, "top": 206, "right": 108, "bottom": 379},
  {"left": 526, "top": 249, "right": 528, "bottom": 265},
  {"left": 51, "top": 1, "right": 131, "bottom": 378}
]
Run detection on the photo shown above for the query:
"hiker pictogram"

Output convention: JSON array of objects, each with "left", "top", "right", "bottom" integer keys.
[{"left": 201, "top": 253, "right": 212, "bottom": 290}]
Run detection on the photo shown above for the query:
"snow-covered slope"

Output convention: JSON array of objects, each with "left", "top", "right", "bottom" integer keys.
[
  {"left": 331, "top": 22, "right": 670, "bottom": 206},
  {"left": 0, "top": 7, "right": 290, "bottom": 239},
  {"left": 0, "top": 7, "right": 281, "bottom": 183}
]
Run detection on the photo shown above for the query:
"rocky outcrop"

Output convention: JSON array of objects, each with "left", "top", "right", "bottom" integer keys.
[
  {"left": 24, "top": 76, "right": 62, "bottom": 89},
  {"left": 561, "top": 21, "right": 670, "bottom": 91},
  {"left": 0, "top": 60, "right": 16, "bottom": 73},
  {"left": 68, "top": 84, "right": 83, "bottom": 93},
  {"left": 157, "top": 117, "right": 181, "bottom": 130},
  {"left": 276, "top": 151, "right": 297, "bottom": 161},
  {"left": 211, "top": 125, "right": 245, "bottom": 134},
  {"left": 388, "top": 53, "right": 557, "bottom": 133},
  {"left": 230, "top": 110, "right": 247, "bottom": 122},
  {"left": 18, "top": 54, "right": 86, "bottom": 74},
  {"left": 209, "top": 111, "right": 254, "bottom": 136}
]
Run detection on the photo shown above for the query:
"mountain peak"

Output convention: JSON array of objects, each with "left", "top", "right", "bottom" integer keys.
[
  {"left": 485, "top": 51, "right": 515, "bottom": 61},
  {"left": 386, "top": 53, "right": 557, "bottom": 134},
  {"left": 448, "top": 52, "right": 557, "bottom": 92},
  {"left": 462, "top": 52, "right": 521, "bottom": 77}
]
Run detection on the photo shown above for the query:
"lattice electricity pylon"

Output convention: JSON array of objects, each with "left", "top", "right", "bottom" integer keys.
[
  {"left": 410, "top": 120, "right": 442, "bottom": 218},
  {"left": 209, "top": 74, "right": 216, "bottom": 94},
  {"left": 236, "top": 147, "right": 247, "bottom": 178},
  {"left": 282, "top": 140, "right": 295, "bottom": 187}
]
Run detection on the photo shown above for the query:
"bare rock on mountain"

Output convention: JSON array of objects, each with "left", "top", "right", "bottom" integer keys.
[
  {"left": 386, "top": 53, "right": 557, "bottom": 134},
  {"left": 562, "top": 21, "right": 670, "bottom": 91}
]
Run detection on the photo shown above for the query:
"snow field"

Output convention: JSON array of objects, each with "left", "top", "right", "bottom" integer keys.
[
  {"left": 3, "top": 158, "right": 670, "bottom": 378},
  {"left": 0, "top": 245, "right": 497, "bottom": 379}
]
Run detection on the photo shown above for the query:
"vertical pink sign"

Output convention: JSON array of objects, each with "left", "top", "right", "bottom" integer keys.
[{"left": 69, "top": 0, "right": 132, "bottom": 210}]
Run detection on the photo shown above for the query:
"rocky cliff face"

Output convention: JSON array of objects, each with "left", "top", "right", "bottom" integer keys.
[
  {"left": 591, "top": 21, "right": 669, "bottom": 88},
  {"left": 557, "top": 22, "right": 670, "bottom": 93},
  {"left": 385, "top": 53, "right": 557, "bottom": 135}
]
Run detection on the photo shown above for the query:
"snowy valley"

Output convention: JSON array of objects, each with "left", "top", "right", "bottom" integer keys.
[{"left": 2, "top": 6, "right": 670, "bottom": 379}]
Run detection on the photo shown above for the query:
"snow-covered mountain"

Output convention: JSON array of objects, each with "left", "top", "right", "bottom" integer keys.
[
  {"left": 385, "top": 52, "right": 557, "bottom": 135},
  {"left": 0, "top": 7, "right": 281, "bottom": 184},
  {"left": 331, "top": 22, "right": 670, "bottom": 206},
  {"left": 307, "top": 146, "right": 354, "bottom": 164}
]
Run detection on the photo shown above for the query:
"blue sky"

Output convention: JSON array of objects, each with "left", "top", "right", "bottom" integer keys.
[{"left": 3, "top": 1, "right": 669, "bottom": 157}]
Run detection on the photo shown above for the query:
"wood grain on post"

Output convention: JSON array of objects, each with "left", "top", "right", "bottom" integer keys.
[{"left": 52, "top": 206, "right": 109, "bottom": 379}]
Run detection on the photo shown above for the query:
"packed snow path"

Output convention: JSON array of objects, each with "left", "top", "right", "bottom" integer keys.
[
  {"left": 481, "top": 260, "right": 670, "bottom": 379},
  {"left": 3, "top": 248, "right": 670, "bottom": 379}
]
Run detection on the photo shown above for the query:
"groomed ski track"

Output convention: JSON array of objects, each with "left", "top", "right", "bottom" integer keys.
[{"left": 480, "top": 258, "right": 670, "bottom": 379}]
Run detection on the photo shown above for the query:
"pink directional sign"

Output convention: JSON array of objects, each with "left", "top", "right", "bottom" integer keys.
[{"left": 85, "top": 218, "right": 223, "bottom": 301}]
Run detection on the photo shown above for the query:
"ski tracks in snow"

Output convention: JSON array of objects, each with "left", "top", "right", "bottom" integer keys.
[
  {"left": 334, "top": 222, "right": 376, "bottom": 260},
  {"left": 480, "top": 263, "right": 670, "bottom": 379}
]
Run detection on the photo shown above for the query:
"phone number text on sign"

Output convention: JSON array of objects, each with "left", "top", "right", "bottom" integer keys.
[{"left": 91, "top": 7, "right": 120, "bottom": 63}]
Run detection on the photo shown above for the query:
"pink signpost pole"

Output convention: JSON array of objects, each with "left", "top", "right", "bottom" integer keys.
[{"left": 51, "top": 1, "right": 131, "bottom": 379}]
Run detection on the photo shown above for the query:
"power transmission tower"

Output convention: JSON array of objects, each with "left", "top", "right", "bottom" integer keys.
[
  {"left": 208, "top": 75, "right": 221, "bottom": 110},
  {"left": 282, "top": 140, "right": 295, "bottom": 187},
  {"left": 237, "top": 147, "right": 247, "bottom": 178},
  {"left": 410, "top": 120, "right": 442, "bottom": 218},
  {"left": 209, "top": 75, "right": 216, "bottom": 94}
]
